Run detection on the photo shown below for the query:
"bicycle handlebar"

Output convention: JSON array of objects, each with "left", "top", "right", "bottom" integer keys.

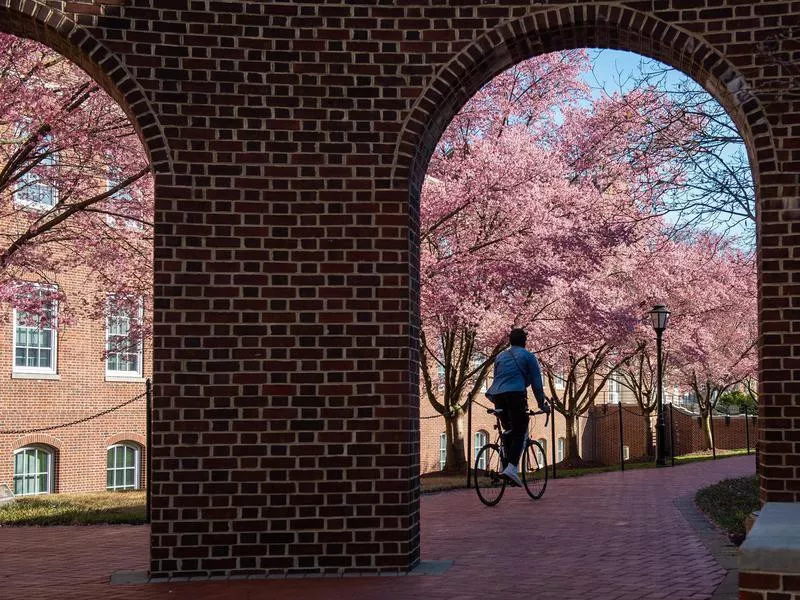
[
  {"left": 528, "top": 408, "right": 550, "bottom": 428},
  {"left": 488, "top": 402, "right": 552, "bottom": 428}
]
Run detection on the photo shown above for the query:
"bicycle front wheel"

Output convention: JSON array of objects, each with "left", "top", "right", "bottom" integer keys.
[
  {"left": 474, "top": 443, "right": 506, "bottom": 506},
  {"left": 521, "top": 439, "right": 548, "bottom": 499}
]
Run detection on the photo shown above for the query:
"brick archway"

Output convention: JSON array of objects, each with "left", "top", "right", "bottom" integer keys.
[
  {"left": 0, "top": 3, "right": 796, "bottom": 595},
  {"left": 395, "top": 2, "right": 781, "bottom": 502},
  {"left": 0, "top": 2, "right": 171, "bottom": 172},
  {"left": 396, "top": 4, "right": 774, "bottom": 195}
]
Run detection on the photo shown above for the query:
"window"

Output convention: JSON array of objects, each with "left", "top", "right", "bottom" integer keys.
[
  {"left": 13, "top": 446, "right": 53, "bottom": 496},
  {"left": 13, "top": 285, "right": 57, "bottom": 374},
  {"left": 554, "top": 370, "right": 566, "bottom": 389},
  {"left": 106, "top": 296, "right": 143, "bottom": 377},
  {"left": 439, "top": 432, "right": 447, "bottom": 471},
  {"left": 474, "top": 430, "right": 488, "bottom": 469},
  {"left": 107, "top": 443, "right": 141, "bottom": 490},
  {"left": 437, "top": 362, "right": 445, "bottom": 390},
  {"left": 557, "top": 437, "right": 565, "bottom": 463},
  {"left": 106, "top": 169, "right": 142, "bottom": 229},
  {"left": 623, "top": 445, "right": 630, "bottom": 461},
  {"left": 607, "top": 372, "right": 620, "bottom": 404},
  {"left": 536, "top": 438, "right": 547, "bottom": 466},
  {"left": 15, "top": 142, "right": 58, "bottom": 209}
]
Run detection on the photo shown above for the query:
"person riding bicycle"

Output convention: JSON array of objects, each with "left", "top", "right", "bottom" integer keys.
[{"left": 485, "top": 328, "right": 550, "bottom": 487}]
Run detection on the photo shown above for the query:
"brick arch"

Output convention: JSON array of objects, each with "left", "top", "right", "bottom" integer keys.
[
  {"left": 0, "top": 2, "right": 171, "bottom": 172},
  {"left": 12, "top": 433, "right": 63, "bottom": 452},
  {"left": 395, "top": 4, "right": 775, "bottom": 199},
  {"left": 105, "top": 432, "right": 145, "bottom": 448}
]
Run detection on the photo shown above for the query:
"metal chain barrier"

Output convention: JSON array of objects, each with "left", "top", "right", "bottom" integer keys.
[
  {"left": 420, "top": 413, "right": 444, "bottom": 420},
  {"left": 0, "top": 390, "right": 147, "bottom": 435}
]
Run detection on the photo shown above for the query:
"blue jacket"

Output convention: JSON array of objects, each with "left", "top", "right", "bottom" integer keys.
[{"left": 486, "top": 346, "right": 546, "bottom": 406}]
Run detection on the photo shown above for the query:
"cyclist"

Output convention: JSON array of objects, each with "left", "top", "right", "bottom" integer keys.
[{"left": 485, "top": 328, "right": 550, "bottom": 487}]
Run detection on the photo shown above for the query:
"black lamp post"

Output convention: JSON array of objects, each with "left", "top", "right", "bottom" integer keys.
[{"left": 649, "top": 304, "right": 670, "bottom": 467}]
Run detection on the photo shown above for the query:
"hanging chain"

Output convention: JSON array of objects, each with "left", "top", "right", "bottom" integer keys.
[{"left": 0, "top": 390, "right": 147, "bottom": 435}]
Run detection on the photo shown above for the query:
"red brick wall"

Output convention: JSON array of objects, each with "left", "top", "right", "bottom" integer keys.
[
  {"left": 740, "top": 572, "right": 800, "bottom": 599},
  {"left": 666, "top": 406, "right": 757, "bottom": 456},
  {"left": 585, "top": 404, "right": 652, "bottom": 466},
  {"left": 0, "top": 265, "right": 150, "bottom": 494},
  {"left": 0, "top": 0, "right": 795, "bottom": 585},
  {"left": 585, "top": 405, "right": 758, "bottom": 465}
]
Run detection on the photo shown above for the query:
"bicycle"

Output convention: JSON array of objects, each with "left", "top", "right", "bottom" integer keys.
[{"left": 474, "top": 404, "right": 550, "bottom": 506}]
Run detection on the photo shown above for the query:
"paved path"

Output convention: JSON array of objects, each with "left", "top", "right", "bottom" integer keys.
[{"left": 0, "top": 456, "right": 754, "bottom": 600}]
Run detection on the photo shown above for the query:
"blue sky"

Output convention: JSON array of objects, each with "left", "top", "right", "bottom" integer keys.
[{"left": 585, "top": 48, "right": 685, "bottom": 96}]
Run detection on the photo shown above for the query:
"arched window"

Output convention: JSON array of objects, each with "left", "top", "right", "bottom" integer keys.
[
  {"left": 474, "top": 430, "right": 488, "bottom": 469},
  {"left": 536, "top": 438, "right": 548, "bottom": 466},
  {"left": 107, "top": 443, "right": 141, "bottom": 491},
  {"left": 557, "top": 437, "right": 565, "bottom": 463},
  {"left": 439, "top": 432, "right": 447, "bottom": 471},
  {"left": 13, "top": 445, "right": 54, "bottom": 495}
]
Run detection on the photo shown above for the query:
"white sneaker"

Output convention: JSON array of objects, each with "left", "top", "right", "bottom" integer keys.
[{"left": 501, "top": 464, "right": 523, "bottom": 487}]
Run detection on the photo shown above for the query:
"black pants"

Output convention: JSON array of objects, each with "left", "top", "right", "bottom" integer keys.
[{"left": 490, "top": 391, "right": 529, "bottom": 467}]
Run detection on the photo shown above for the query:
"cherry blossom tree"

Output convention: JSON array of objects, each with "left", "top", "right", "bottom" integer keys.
[
  {"left": 668, "top": 234, "right": 757, "bottom": 448},
  {"left": 0, "top": 33, "right": 152, "bottom": 341},
  {"left": 420, "top": 50, "right": 703, "bottom": 472}
]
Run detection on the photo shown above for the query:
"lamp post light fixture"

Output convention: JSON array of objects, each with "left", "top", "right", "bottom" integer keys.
[{"left": 649, "top": 304, "right": 670, "bottom": 467}]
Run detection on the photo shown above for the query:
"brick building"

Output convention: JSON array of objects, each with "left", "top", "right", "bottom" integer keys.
[
  {"left": 0, "top": 246, "right": 150, "bottom": 494},
  {"left": 0, "top": 257, "right": 150, "bottom": 494}
]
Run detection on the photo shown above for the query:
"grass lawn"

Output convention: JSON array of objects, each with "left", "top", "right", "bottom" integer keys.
[
  {"left": 695, "top": 474, "right": 759, "bottom": 545},
  {"left": 421, "top": 448, "right": 753, "bottom": 493},
  {"left": 0, "top": 490, "right": 146, "bottom": 526}
]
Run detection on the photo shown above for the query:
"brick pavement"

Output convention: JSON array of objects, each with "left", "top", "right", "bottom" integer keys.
[{"left": 0, "top": 456, "right": 754, "bottom": 600}]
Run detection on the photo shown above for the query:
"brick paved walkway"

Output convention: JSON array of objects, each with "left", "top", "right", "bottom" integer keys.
[{"left": 0, "top": 456, "right": 754, "bottom": 600}]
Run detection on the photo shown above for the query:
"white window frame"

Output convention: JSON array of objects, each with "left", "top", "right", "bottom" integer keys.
[
  {"left": 607, "top": 371, "right": 620, "bottom": 404},
  {"left": 13, "top": 142, "right": 59, "bottom": 210},
  {"left": 536, "top": 438, "right": 548, "bottom": 466},
  {"left": 13, "top": 446, "right": 54, "bottom": 496},
  {"left": 623, "top": 445, "right": 631, "bottom": 461},
  {"left": 439, "top": 432, "right": 447, "bottom": 471},
  {"left": 554, "top": 370, "right": 566, "bottom": 389},
  {"left": 12, "top": 285, "right": 58, "bottom": 375},
  {"left": 557, "top": 437, "right": 565, "bottom": 463},
  {"left": 106, "top": 172, "right": 143, "bottom": 230},
  {"left": 106, "top": 443, "right": 141, "bottom": 491},
  {"left": 105, "top": 295, "right": 144, "bottom": 379},
  {"left": 474, "top": 430, "right": 488, "bottom": 469}
]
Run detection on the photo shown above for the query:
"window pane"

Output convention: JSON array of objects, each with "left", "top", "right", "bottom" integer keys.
[
  {"left": 107, "top": 448, "right": 114, "bottom": 469},
  {"left": 37, "top": 474, "right": 47, "bottom": 493},
  {"left": 27, "top": 451, "right": 37, "bottom": 474},
  {"left": 13, "top": 476, "right": 22, "bottom": 495},
  {"left": 37, "top": 450, "right": 47, "bottom": 473},
  {"left": 125, "top": 468, "right": 134, "bottom": 487},
  {"left": 107, "top": 468, "right": 114, "bottom": 489},
  {"left": 125, "top": 447, "right": 135, "bottom": 467}
]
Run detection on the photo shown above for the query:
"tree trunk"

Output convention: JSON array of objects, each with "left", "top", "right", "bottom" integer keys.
[
  {"left": 643, "top": 413, "right": 654, "bottom": 458},
  {"left": 565, "top": 414, "right": 581, "bottom": 464},
  {"left": 443, "top": 415, "right": 467, "bottom": 473},
  {"left": 700, "top": 409, "right": 713, "bottom": 450}
]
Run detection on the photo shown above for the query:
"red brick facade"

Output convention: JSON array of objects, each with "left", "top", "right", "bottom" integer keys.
[
  {"left": 740, "top": 572, "right": 800, "bottom": 599},
  {"left": 0, "top": 1, "right": 795, "bottom": 593},
  {"left": 0, "top": 264, "right": 150, "bottom": 493}
]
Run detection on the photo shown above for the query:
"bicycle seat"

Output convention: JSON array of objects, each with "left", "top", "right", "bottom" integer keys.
[{"left": 487, "top": 408, "right": 503, "bottom": 415}]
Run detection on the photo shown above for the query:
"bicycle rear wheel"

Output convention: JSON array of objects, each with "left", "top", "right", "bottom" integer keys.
[
  {"left": 474, "top": 443, "right": 506, "bottom": 506},
  {"left": 521, "top": 439, "right": 548, "bottom": 499}
]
